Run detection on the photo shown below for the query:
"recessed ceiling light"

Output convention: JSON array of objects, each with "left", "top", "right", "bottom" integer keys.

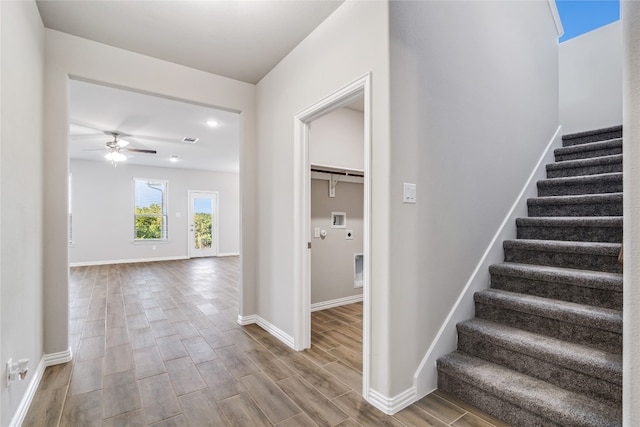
[
  {"left": 206, "top": 120, "right": 219, "bottom": 128},
  {"left": 170, "top": 155, "right": 179, "bottom": 163}
]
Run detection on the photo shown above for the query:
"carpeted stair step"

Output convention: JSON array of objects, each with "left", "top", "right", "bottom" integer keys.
[
  {"left": 527, "top": 193, "right": 623, "bottom": 217},
  {"left": 503, "top": 239, "right": 622, "bottom": 273},
  {"left": 456, "top": 318, "right": 621, "bottom": 405},
  {"left": 437, "top": 351, "right": 621, "bottom": 427},
  {"left": 489, "top": 263, "right": 622, "bottom": 310},
  {"left": 555, "top": 139, "right": 622, "bottom": 161},
  {"left": 546, "top": 154, "right": 622, "bottom": 178},
  {"left": 474, "top": 289, "right": 622, "bottom": 353},
  {"left": 562, "top": 125, "right": 622, "bottom": 147},
  {"left": 537, "top": 173, "right": 622, "bottom": 197},
  {"left": 516, "top": 217, "right": 622, "bottom": 243}
]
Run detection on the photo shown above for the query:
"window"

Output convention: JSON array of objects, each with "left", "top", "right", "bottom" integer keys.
[{"left": 134, "top": 179, "right": 168, "bottom": 240}]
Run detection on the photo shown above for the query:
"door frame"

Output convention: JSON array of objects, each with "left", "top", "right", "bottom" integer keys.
[
  {"left": 292, "top": 73, "right": 372, "bottom": 399},
  {"left": 187, "top": 190, "right": 219, "bottom": 258}
]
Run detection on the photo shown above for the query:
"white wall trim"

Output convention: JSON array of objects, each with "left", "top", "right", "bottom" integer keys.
[
  {"left": 368, "top": 387, "right": 417, "bottom": 415},
  {"left": 413, "top": 126, "right": 563, "bottom": 398},
  {"left": 236, "top": 315, "right": 295, "bottom": 349},
  {"left": 43, "top": 347, "right": 73, "bottom": 366},
  {"left": 8, "top": 347, "right": 72, "bottom": 427},
  {"left": 69, "top": 255, "right": 189, "bottom": 267},
  {"left": 293, "top": 73, "right": 372, "bottom": 400},
  {"left": 217, "top": 252, "right": 240, "bottom": 257},
  {"left": 547, "top": 0, "right": 564, "bottom": 37},
  {"left": 8, "top": 358, "right": 45, "bottom": 427},
  {"left": 311, "top": 294, "right": 363, "bottom": 312}
]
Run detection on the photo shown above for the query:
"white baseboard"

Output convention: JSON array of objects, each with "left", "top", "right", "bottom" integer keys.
[
  {"left": 413, "top": 126, "right": 563, "bottom": 398},
  {"left": 310, "top": 294, "right": 363, "bottom": 312},
  {"left": 9, "top": 347, "right": 72, "bottom": 427},
  {"left": 368, "top": 387, "right": 417, "bottom": 415},
  {"left": 237, "top": 314, "right": 295, "bottom": 350},
  {"left": 70, "top": 256, "right": 189, "bottom": 267},
  {"left": 217, "top": 252, "right": 240, "bottom": 257}
]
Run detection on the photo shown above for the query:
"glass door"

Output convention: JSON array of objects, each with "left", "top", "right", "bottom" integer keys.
[{"left": 188, "top": 191, "right": 218, "bottom": 258}]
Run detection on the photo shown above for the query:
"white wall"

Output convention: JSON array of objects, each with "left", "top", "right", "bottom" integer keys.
[
  {"left": 0, "top": 2, "right": 44, "bottom": 425},
  {"left": 70, "top": 160, "right": 239, "bottom": 265},
  {"left": 255, "top": 0, "right": 392, "bottom": 396},
  {"left": 389, "top": 0, "right": 560, "bottom": 398},
  {"left": 622, "top": 2, "right": 640, "bottom": 424},
  {"left": 560, "top": 21, "right": 622, "bottom": 134},
  {"left": 311, "top": 179, "right": 363, "bottom": 305},
  {"left": 44, "top": 30, "right": 257, "bottom": 355},
  {"left": 310, "top": 107, "right": 364, "bottom": 171}
]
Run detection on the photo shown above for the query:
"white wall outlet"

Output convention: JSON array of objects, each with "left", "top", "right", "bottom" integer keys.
[
  {"left": 346, "top": 229, "right": 353, "bottom": 240},
  {"left": 403, "top": 182, "right": 417, "bottom": 204},
  {"left": 175, "top": 212, "right": 181, "bottom": 217},
  {"left": 314, "top": 227, "right": 320, "bottom": 238},
  {"left": 152, "top": 245, "right": 157, "bottom": 250}
]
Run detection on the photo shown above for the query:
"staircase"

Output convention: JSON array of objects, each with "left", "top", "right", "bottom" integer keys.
[{"left": 437, "top": 125, "right": 623, "bottom": 427}]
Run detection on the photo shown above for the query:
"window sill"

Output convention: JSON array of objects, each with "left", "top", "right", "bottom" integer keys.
[{"left": 132, "top": 240, "right": 171, "bottom": 245}]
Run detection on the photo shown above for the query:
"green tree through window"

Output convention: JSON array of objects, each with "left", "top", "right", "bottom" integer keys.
[
  {"left": 194, "top": 212, "right": 212, "bottom": 249},
  {"left": 134, "top": 179, "right": 168, "bottom": 240}
]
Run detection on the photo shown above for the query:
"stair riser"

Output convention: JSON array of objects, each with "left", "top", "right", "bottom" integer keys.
[
  {"left": 503, "top": 247, "right": 622, "bottom": 274},
  {"left": 563, "top": 129, "right": 622, "bottom": 147},
  {"left": 490, "top": 274, "right": 622, "bottom": 310},
  {"left": 457, "top": 332, "right": 622, "bottom": 406},
  {"left": 475, "top": 302, "right": 621, "bottom": 353},
  {"left": 437, "top": 372, "right": 563, "bottom": 427},
  {"left": 528, "top": 202, "right": 622, "bottom": 217},
  {"left": 537, "top": 180, "right": 622, "bottom": 197},
  {"left": 546, "top": 162, "right": 622, "bottom": 179},
  {"left": 555, "top": 146, "right": 622, "bottom": 162},
  {"left": 516, "top": 225, "right": 622, "bottom": 243}
]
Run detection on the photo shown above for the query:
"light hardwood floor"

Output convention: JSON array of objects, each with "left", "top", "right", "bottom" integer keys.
[{"left": 23, "top": 257, "right": 509, "bottom": 426}]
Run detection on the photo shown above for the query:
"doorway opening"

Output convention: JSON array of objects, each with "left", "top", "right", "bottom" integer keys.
[{"left": 293, "top": 74, "right": 372, "bottom": 399}]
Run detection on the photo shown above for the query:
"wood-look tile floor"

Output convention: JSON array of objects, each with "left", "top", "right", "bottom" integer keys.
[{"left": 24, "top": 257, "right": 510, "bottom": 427}]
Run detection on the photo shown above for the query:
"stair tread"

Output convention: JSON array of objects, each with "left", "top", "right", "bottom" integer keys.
[
  {"left": 548, "top": 154, "right": 622, "bottom": 169},
  {"left": 438, "top": 352, "right": 621, "bottom": 427},
  {"left": 555, "top": 138, "right": 622, "bottom": 155},
  {"left": 490, "top": 262, "right": 622, "bottom": 291},
  {"left": 474, "top": 289, "right": 621, "bottom": 333},
  {"left": 504, "top": 239, "right": 621, "bottom": 254},
  {"left": 528, "top": 193, "right": 623, "bottom": 206},
  {"left": 538, "top": 172, "right": 622, "bottom": 186},
  {"left": 562, "top": 125, "right": 622, "bottom": 142},
  {"left": 458, "top": 318, "right": 621, "bottom": 383},
  {"left": 516, "top": 216, "right": 622, "bottom": 226}
]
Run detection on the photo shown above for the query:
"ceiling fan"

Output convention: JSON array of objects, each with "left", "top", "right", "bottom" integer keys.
[{"left": 84, "top": 131, "right": 157, "bottom": 165}]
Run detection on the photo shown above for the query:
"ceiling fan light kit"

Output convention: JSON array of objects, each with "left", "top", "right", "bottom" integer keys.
[{"left": 105, "top": 151, "right": 126, "bottom": 162}]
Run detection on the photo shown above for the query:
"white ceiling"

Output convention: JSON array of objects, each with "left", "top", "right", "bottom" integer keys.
[
  {"left": 36, "top": 0, "right": 344, "bottom": 84},
  {"left": 41, "top": 1, "right": 345, "bottom": 172},
  {"left": 69, "top": 79, "right": 240, "bottom": 172}
]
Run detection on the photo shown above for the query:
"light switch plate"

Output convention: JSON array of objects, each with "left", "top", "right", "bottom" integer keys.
[
  {"left": 403, "top": 183, "right": 416, "bottom": 204},
  {"left": 346, "top": 229, "right": 353, "bottom": 240}
]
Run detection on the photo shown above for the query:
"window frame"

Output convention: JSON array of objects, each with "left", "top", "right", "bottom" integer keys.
[{"left": 133, "top": 178, "right": 169, "bottom": 242}]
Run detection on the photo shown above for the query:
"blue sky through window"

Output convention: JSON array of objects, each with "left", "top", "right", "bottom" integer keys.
[
  {"left": 557, "top": 0, "right": 620, "bottom": 42},
  {"left": 194, "top": 198, "right": 212, "bottom": 214}
]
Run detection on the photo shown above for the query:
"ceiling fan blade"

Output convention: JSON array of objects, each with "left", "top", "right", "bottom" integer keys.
[{"left": 125, "top": 148, "right": 157, "bottom": 154}]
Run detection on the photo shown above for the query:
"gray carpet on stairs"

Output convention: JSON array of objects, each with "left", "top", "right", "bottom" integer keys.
[{"left": 436, "top": 126, "right": 623, "bottom": 426}]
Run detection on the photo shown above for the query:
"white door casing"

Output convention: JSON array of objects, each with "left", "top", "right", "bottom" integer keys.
[{"left": 293, "top": 73, "right": 372, "bottom": 399}]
